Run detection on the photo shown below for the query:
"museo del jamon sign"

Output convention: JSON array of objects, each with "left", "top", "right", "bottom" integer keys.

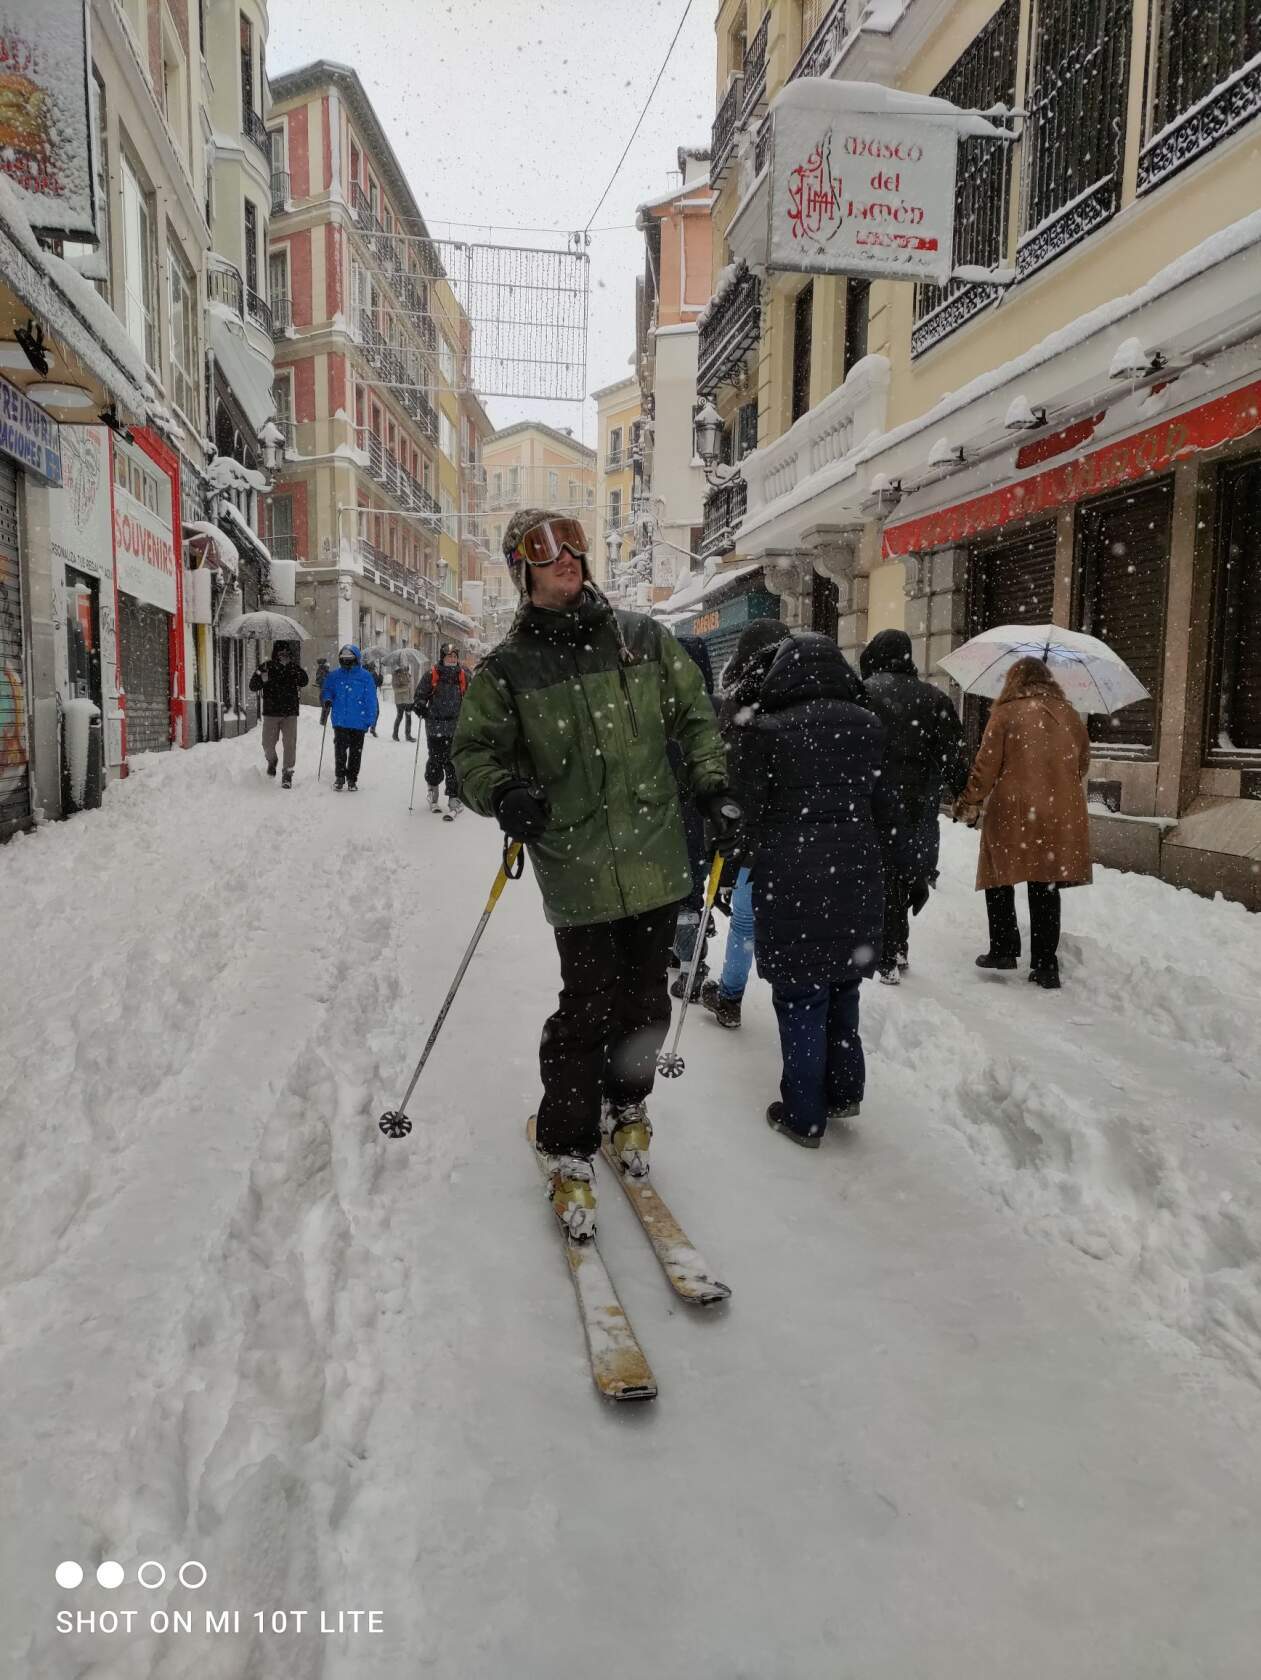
[{"left": 767, "top": 81, "right": 1009, "bottom": 288}]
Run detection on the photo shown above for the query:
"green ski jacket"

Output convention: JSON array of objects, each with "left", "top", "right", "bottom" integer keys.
[{"left": 452, "top": 591, "right": 727, "bottom": 928}]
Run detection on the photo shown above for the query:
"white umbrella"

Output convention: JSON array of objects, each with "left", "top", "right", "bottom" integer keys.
[
  {"left": 375, "top": 648, "right": 425, "bottom": 674},
  {"left": 937, "top": 624, "right": 1148, "bottom": 715},
  {"left": 219, "top": 610, "right": 309, "bottom": 643}
]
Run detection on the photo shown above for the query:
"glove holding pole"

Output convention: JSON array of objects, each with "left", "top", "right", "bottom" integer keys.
[
  {"left": 658, "top": 790, "right": 743, "bottom": 1079},
  {"left": 317, "top": 704, "right": 330, "bottom": 782}
]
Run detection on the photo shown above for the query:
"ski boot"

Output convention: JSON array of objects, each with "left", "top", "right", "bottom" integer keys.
[
  {"left": 281, "top": 769, "right": 293, "bottom": 789},
  {"left": 699, "top": 978, "right": 741, "bottom": 1029},
  {"left": 266, "top": 761, "right": 277, "bottom": 778},
  {"left": 602, "top": 1100, "right": 652, "bottom": 1178},
  {"left": 427, "top": 786, "right": 440, "bottom": 813},
  {"left": 334, "top": 776, "right": 346, "bottom": 792},
  {"left": 539, "top": 1153, "right": 597, "bottom": 1242},
  {"left": 670, "top": 964, "right": 707, "bottom": 1003}
]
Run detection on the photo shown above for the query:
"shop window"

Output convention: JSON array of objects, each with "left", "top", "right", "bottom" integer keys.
[
  {"left": 913, "top": 0, "right": 1018, "bottom": 356},
  {"left": 1210, "top": 459, "right": 1261, "bottom": 755},
  {"left": 1074, "top": 479, "right": 1173, "bottom": 752},
  {"left": 791, "top": 282, "right": 813, "bottom": 423}
]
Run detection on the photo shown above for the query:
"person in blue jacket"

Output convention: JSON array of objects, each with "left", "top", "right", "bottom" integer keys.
[{"left": 319, "top": 644, "right": 379, "bottom": 791}]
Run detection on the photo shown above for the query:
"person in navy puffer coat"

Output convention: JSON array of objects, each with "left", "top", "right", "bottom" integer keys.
[
  {"left": 730, "top": 631, "right": 896, "bottom": 1146},
  {"left": 320, "top": 644, "right": 379, "bottom": 790}
]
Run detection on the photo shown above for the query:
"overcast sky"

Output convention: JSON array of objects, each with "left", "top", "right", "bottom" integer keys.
[{"left": 269, "top": 0, "right": 717, "bottom": 445}]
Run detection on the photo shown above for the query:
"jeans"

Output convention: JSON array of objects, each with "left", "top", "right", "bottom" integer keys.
[
  {"left": 392, "top": 702, "right": 415, "bottom": 741},
  {"left": 332, "top": 727, "right": 365, "bottom": 784},
  {"left": 719, "top": 868, "right": 754, "bottom": 1000},
  {"left": 771, "top": 979, "right": 865, "bottom": 1138},
  {"left": 261, "top": 714, "right": 297, "bottom": 772},
  {"left": 536, "top": 903, "right": 678, "bottom": 1158},
  {"left": 425, "top": 732, "right": 458, "bottom": 796},
  {"left": 985, "top": 882, "right": 1062, "bottom": 968}
]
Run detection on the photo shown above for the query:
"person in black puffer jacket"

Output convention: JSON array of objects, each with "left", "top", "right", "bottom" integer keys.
[
  {"left": 413, "top": 643, "right": 469, "bottom": 813},
  {"left": 734, "top": 631, "right": 895, "bottom": 1146},
  {"left": 667, "top": 634, "right": 717, "bottom": 999},
  {"left": 859, "top": 629, "right": 969, "bottom": 982},
  {"left": 248, "top": 642, "right": 308, "bottom": 786}
]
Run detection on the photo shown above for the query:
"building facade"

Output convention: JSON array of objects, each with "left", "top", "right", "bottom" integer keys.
[
  {"left": 266, "top": 62, "right": 478, "bottom": 668},
  {"left": 592, "top": 376, "right": 641, "bottom": 598},
  {"left": 482, "top": 422, "right": 597, "bottom": 618},
  {"left": 695, "top": 0, "right": 1261, "bottom": 907}
]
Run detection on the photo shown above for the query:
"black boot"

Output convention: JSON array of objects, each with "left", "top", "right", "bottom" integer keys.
[
  {"left": 976, "top": 952, "right": 1018, "bottom": 970},
  {"left": 1029, "top": 962, "right": 1061, "bottom": 989}
]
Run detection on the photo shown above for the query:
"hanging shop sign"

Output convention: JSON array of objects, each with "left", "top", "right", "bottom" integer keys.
[
  {"left": 0, "top": 0, "right": 97, "bottom": 239},
  {"left": 882, "top": 377, "right": 1261, "bottom": 558},
  {"left": 0, "top": 372, "right": 61, "bottom": 482},
  {"left": 767, "top": 81, "right": 1015, "bottom": 287},
  {"left": 112, "top": 435, "right": 177, "bottom": 614}
]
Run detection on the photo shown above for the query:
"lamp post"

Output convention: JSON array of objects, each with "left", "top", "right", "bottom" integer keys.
[{"left": 692, "top": 397, "right": 726, "bottom": 488}]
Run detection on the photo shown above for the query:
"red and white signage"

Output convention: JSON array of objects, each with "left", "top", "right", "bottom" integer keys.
[
  {"left": 110, "top": 428, "right": 188, "bottom": 747},
  {"left": 882, "top": 378, "right": 1261, "bottom": 558}
]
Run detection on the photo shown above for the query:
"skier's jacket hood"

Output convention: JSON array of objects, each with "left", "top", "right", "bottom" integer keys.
[
  {"left": 321, "top": 646, "right": 379, "bottom": 730},
  {"left": 451, "top": 589, "right": 727, "bottom": 928}
]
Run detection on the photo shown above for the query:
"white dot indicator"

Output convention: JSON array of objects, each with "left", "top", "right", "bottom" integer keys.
[
  {"left": 97, "top": 1562, "right": 124, "bottom": 1589},
  {"left": 55, "top": 1562, "right": 83, "bottom": 1589},
  {"left": 138, "top": 1561, "right": 166, "bottom": 1589},
  {"left": 178, "top": 1561, "right": 207, "bottom": 1589}
]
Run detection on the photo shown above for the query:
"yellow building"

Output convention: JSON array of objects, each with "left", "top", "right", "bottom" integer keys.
[
  {"left": 482, "top": 423, "right": 598, "bottom": 625},
  {"left": 690, "top": 0, "right": 1261, "bottom": 906},
  {"left": 592, "top": 376, "right": 642, "bottom": 599}
]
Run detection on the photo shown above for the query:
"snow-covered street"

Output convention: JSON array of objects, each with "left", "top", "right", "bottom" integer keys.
[{"left": 3, "top": 713, "right": 1261, "bottom": 1679}]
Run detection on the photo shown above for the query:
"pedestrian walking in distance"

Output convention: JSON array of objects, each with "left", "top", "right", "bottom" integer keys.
[
  {"left": 452, "top": 508, "right": 734, "bottom": 1240},
  {"left": 248, "top": 642, "right": 308, "bottom": 788},
  {"left": 369, "top": 661, "right": 383, "bottom": 737},
  {"left": 732, "top": 631, "right": 894, "bottom": 1147},
  {"left": 391, "top": 661, "right": 416, "bottom": 742},
  {"left": 859, "top": 629, "right": 969, "bottom": 984},
  {"left": 414, "top": 643, "right": 469, "bottom": 816},
  {"left": 955, "top": 655, "right": 1091, "bottom": 989},
  {"left": 320, "top": 644, "right": 379, "bottom": 791}
]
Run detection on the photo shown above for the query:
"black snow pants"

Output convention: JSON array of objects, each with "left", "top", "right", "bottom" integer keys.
[
  {"left": 424, "top": 730, "right": 458, "bottom": 797},
  {"left": 535, "top": 903, "right": 679, "bottom": 1158},
  {"left": 985, "top": 882, "right": 1062, "bottom": 969},
  {"left": 333, "top": 726, "right": 366, "bottom": 784}
]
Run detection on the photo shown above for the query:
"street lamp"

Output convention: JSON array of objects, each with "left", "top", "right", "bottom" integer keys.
[{"left": 693, "top": 398, "right": 723, "bottom": 473}]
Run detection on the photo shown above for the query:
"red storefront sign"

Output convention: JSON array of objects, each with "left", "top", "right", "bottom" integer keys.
[{"left": 882, "top": 378, "right": 1261, "bottom": 558}]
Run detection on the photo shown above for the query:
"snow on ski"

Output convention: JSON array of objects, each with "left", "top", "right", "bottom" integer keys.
[
  {"left": 600, "top": 1144, "right": 732, "bottom": 1307},
  {"left": 527, "top": 1118, "right": 657, "bottom": 1403}
]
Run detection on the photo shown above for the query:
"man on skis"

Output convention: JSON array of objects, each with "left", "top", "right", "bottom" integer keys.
[
  {"left": 413, "top": 642, "right": 468, "bottom": 815},
  {"left": 452, "top": 509, "right": 735, "bottom": 1241}
]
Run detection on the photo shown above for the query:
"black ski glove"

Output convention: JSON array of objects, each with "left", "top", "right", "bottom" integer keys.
[
  {"left": 909, "top": 877, "right": 931, "bottom": 917},
  {"left": 698, "top": 790, "right": 745, "bottom": 852},
  {"left": 493, "top": 780, "right": 549, "bottom": 842},
  {"left": 412, "top": 699, "right": 427, "bottom": 718}
]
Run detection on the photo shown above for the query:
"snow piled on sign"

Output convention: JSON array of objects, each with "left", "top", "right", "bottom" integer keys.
[{"left": 771, "top": 76, "right": 1014, "bottom": 140}]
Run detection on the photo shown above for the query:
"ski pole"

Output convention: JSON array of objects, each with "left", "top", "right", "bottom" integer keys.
[
  {"left": 380, "top": 839, "right": 525, "bottom": 1138},
  {"left": 317, "top": 716, "right": 328, "bottom": 782},
  {"left": 407, "top": 721, "right": 423, "bottom": 811},
  {"left": 657, "top": 850, "right": 726, "bottom": 1079}
]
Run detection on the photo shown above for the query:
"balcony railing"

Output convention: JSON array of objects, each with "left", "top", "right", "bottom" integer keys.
[
  {"left": 267, "top": 534, "right": 297, "bottom": 561},
  {"left": 755, "top": 114, "right": 772, "bottom": 176},
  {"left": 711, "top": 73, "right": 745, "bottom": 183},
  {"left": 245, "top": 289, "right": 273, "bottom": 336},
  {"left": 356, "top": 428, "right": 441, "bottom": 522},
  {"left": 270, "top": 169, "right": 290, "bottom": 212},
  {"left": 697, "top": 261, "right": 761, "bottom": 393},
  {"left": 699, "top": 476, "right": 748, "bottom": 560},
  {"left": 351, "top": 182, "right": 377, "bottom": 230},
  {"left": 742, "top": 12, "right": 769, "bottom": 118},
  {"left": 270, "top": 295, "right": 292, "bottom": 336},
  {"left": 207, "top": 263, "right": 244, "bottom": 317},
  {"left": 791, "top": 0, "right": 849, "bottom": 82},
  {"left": 243, "top": 108, "right": 270, "bottom": 159},
  {"left": 607, "top": 449, "right": 624, "bottom": 471}
]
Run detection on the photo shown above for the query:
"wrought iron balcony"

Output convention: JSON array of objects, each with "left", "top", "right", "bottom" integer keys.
[
  {"left": 267, "top": 534, "right": 297, "bottom": 561},
  {"left": 270, "top": 295, "right": 292, "bottom": 337},
  {"left": 742, "top": 12, "right": 769, "bottom": 119},
  {"left": 351, "top": 182, "right": 377, "bottom": 231},
  {"left": 207, "top": 263, "right": 244, "bottom": 317},
  {"left": 791, "top": 0, "right": 849, "bottom": 82},
  {"left": 711, "top": 73, "right": 745, "bottom": 184},
  {"left": 245, "top": 289, "right": 273, "bottom": 336},
  {"left": 270, "top": 170, "right": 290, "bottom": 213},
  {"left": 699, "top": 476, "right": 748, "bottom": 560},
  {"left": 243, "top": 108, "right": 270, "bottom": 160},
  {"left": 754, "top": 114, "right": 772, "bottom": 177},
  {"left": 697, "top": 262, "right": 761, "bottom": 393}
]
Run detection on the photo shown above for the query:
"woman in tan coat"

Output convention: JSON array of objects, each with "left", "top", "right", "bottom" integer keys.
[{"left": 955, "top": 657, "right": 1091, "bottom": 989}]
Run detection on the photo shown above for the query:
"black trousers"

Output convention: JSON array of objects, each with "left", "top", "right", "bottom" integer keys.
[
  {"left": 536, "top": 903, "right": 679, "bottom": 1157},
  {"left": 880, "top": 873, "right": 911, "bottom": 972},
  {"left": 424, "top": 731, "right": 458, "bottom": 796},
  {"left": 985, "top": 882, "right": 1061, "bottom": 967},
  {"left": 333, "top": 726, "right": 366, "bottom": 783},
  {"left": 392, "top": 702, "right": 414, "bottom": 741}
]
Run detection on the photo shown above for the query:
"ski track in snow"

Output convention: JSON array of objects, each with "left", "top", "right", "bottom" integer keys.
[{"left": 2, "top": 715, "right": 1261, "bottom": 1678}]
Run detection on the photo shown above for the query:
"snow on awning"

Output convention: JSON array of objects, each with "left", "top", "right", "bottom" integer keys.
[
  {"left": 219, "top": 500, "right": 272, "bottom": 565},
  {"left": 209, "top": 310, "right": 275, "bottom": 434},
  {"left": 184, "top": 521, "right": 239, "bottom": 574}
]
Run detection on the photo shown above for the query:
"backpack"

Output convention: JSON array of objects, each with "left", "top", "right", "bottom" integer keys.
[{"left": 431, "top": 664, "right": 467, "bottom": 694}]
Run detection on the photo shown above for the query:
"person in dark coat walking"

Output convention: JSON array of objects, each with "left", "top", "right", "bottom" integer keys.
[
  {"left": 735, "top": 631, "right": 894, "bottom": 1146},
  {"left": 413, "top": 643, "right": 469, "bottom": 814},
  {"left": 248, "top": 642, "right": 308, "bottom": 786},
  {"left": 859, "top": 629, "right": 969, "bottom": 983},
  {"left": 320, "top": 643, "right": 379, "bottom": 790},
  {"left": 668, "top": 634, "right": 718, "bottom": 1000}
]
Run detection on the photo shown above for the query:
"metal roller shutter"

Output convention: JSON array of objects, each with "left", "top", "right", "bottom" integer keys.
[
  {"left": 118, "top": 593, "right": 172, "bottom": 755},
  {"left": 1075, "top": 479, "right": 1173, "bottom": 751},
  {"left": 0, "top": 458, "right": 30, "bottom": 840},
  {"left": 965, "top": 521, "right": 1058, "bottom": 749}
]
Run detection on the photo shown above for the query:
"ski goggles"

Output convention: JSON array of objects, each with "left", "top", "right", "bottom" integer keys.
[{"left": 511, "top": 517, "right": 588, "bottom": 567}]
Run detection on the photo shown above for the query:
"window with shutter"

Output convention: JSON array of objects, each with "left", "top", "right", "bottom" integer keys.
[
  {"left": 966, "top": 521, "right": 1058, "bottom": 750},
  {"left": 791, "top": 282, "right": 813, "bottom": 423},
  {"left": 1210, "top": 458, "right": 1261, "bottom": 756},
  {"left": 1074, "top": 480, "right": 1173, "bottom": 752}
]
